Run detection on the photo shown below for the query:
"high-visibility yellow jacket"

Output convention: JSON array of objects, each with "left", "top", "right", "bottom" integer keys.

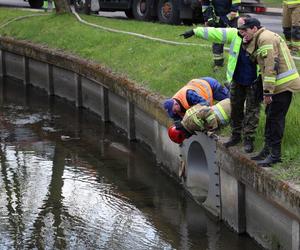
[
  {"left": 245, "top": 28, "right": 300, "bottom": 95},
  {"left": 182, "top": 98, "right": 231, "bottom": 133},
  {"left": 193, "top": 27, "right": 247, "bottom": 83},
  {"left": 283, "top": 0, "right": 300, "bottom": 6}
]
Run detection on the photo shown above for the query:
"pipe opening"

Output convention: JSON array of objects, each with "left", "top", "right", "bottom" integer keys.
[{"left": 186, "top": 141, "right": 209, "bottom": 202}]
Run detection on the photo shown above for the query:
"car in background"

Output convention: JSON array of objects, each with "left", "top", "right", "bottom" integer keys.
[{"left": 240, "top": 0, "right": 266, "bottom": 13}]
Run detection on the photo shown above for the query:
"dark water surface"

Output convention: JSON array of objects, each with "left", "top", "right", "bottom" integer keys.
[{"left": 0, "top": 77, "right": 262, "bottom": 250}]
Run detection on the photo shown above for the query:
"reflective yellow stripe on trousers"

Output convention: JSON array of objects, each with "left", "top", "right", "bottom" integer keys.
[{"left": 212, "top": 103, "right": 229, "bottom": 125}]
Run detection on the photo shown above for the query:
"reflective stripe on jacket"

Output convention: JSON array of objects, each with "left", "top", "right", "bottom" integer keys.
[
  {"left": 283, "top": 0, "right": 300, "bottom": 5},
  {"left": 211, "top": 98, "right": 231, "bottom": 125},
  {"left": 43, "top": 0, "right": 48, "bottom": 8},
  {"left": 182, "top": 98, "right": 231, "bottom": 133},
  {"left": 173, "top": 79, "right": 213, "bottom": 109},
  {"left": 183, "top": 105, "right": 206, "bottom": 132},
  {"left": 193, "top": 27, "right": 242, "bottom": 83},
  {"left": 245, "top": 28, "right": 300, "bottom": 94},
  {"left": 202, "top": 0, "right": 241, "bottom": 16}
]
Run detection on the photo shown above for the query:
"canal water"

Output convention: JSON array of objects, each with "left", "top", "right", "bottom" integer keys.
[{"left": 0, "top": 77, "right": 262, "bottom": 250}]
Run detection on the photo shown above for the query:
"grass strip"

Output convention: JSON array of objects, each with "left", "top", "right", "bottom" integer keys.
[{"left": 263, "top": 0, "right": 282, "bottom": 8}]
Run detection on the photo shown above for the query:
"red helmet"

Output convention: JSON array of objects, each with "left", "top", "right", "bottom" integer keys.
[{"left": 168, "top": 125, "right": 186, "bottom": 144}]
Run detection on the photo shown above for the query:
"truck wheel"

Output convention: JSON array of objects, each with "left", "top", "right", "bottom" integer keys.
[
  {"left": 132, "top": 0, "right": 153, "bottom": 21},
  {"left": 157, "top": 0, "right": 180, "bottom": 25},
  {"left": 125, "top": 9, "right": 134, "bottom": 19},
  {"left": 28, "top": 0, "right": 43, "bottom": 8}
]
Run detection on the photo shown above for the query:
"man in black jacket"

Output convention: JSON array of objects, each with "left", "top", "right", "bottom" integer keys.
[{"left": 202, "top": 0, "right": 241, "bottom": 70}]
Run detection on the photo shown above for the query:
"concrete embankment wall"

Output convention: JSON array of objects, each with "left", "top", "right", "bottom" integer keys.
[{"left": 0, "top": 37, "right": 299, "bottom": 250}]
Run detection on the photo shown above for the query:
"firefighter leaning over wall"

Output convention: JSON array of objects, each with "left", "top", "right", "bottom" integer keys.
[
  {"left": 163, "top": 77, "right": 229, "bottom": 121},
  {"left": 168, "top": 98, "right": 231, "bottom": 144}
]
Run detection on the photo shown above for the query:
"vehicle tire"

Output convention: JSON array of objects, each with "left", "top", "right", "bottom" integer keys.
[
  {"left": 125, "top": 9, "right": 134, "bottom": 19},
  {"left": 132, "top": 0, "right": 153, "bottom": 21},
  {"left": 28, "top": 0, "right": 43, "bottom": 9},
  {"left": 157, "top": 0, "right": 180, "bottom": 25}
]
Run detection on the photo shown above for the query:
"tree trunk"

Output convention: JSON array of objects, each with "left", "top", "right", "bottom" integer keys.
[{"left": 53, "top": 0, "right": 71, "bottom": 13}]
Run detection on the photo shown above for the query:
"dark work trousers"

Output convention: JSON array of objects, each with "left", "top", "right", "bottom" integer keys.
[
  {"left": 264, "top": 91, "right": 292, "bottom": 158},
  {"left": 230, "top": 81, "right": 261, "bottom": 140},
  {"left": 212, "top": 43, "right": 224, "bottom": 66},
  {"left": 212, "top": 19, "right": 237, "bottom": 67}
]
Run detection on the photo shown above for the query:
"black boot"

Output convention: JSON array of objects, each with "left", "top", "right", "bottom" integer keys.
[
  {"left": 256, "top": 154, "right": 282, "bottom": 167},
  {"left": 223, "top": 135, "right": 241, "bottom": 148},
  {"left": 213, "top": 59, "right": 224, "bottom": 72},
  {"left": 244, "top": 138, "right": 254, "bottom": 153},
  {"left": 251, "top": 146, "right": 270, "bottom": 161},
  {"left": 256, "top": 146, "right": 281, "bottom": 167}
]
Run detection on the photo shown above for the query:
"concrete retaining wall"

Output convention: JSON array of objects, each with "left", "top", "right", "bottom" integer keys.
[{"left": 1, "top": 37, "right": 299, "bottom": 250}]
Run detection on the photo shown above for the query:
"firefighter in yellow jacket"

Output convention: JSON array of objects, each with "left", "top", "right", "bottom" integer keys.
[
  {"left": 168, "top": 98, "right": 231, "bottom": 144},
  {"left": 181, "top": 98, "right": 231, "bottom": 133},
  {"left": 238, "top": 17, "right": 300, "bottom": 166},
  {"left": 282, "top": 0, "right": 300, "bottom": 52}
]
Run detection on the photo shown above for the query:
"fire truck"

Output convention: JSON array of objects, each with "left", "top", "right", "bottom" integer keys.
[
  {"left": 95, "top": 0, "right": 266, "bottom": 24},
  {"left": 27, "top": 0, "right": 266, "bottom": 25}
]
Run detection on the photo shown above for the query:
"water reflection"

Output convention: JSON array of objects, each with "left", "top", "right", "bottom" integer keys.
[{"left": 0, "top": 77, "right": 262, "bottom": 250}]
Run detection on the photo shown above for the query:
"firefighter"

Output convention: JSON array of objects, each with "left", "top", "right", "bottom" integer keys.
[
  {"left": 163, "top": 77, "right": 229, "bottom": 121},
  {"left": 282, "top": 0, "right": 300, "bottom": 53},
  {"left": 43, "top": 0, "right": 48, "bottom": 11},
  {"left": 168, "top": 98, "right": 231, "bottom": 144},
  {"left": 43, "top": 0, "right": 55, "bottom": 11},
  {"left": 238, "top": 17, "right": 300, "bottom": 166},
  {"left": 181, "top": 98, "right": 231, "bottom": 133},
  {"left": 181, "top": 16, "right": 261, "bottom": 153},
  {"left": 201, "top": 0, "right": 241, "bottom": 70}
]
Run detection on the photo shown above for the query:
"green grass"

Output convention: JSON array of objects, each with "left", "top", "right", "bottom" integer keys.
[
  {"left": 262, "top": 0, "right": 282, "bottom": 8},
  {"left": 0, "top": 9, "right": 225, "bottom": 96},
  {"left": 0, "top": 8, "right": 299, "bottom": 183}
]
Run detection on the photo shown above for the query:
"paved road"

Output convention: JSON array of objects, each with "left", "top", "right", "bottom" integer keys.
[
  {"left": 251, "top": 13, "right": 282, "bottom": 34},
  {"left": 97, "top": 12, "right": 282, "bottom": 33},
  {"left": 0, "top": 0, "right": 283, "bottom": 34}
]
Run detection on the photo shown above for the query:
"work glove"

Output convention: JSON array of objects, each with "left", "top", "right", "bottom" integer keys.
[
  {"left": 206, "top": 131, "right": 219, "bottom": 140},
  {"left": 174, "top": 120, "right": 194, "bottom": 138},
  {"left": 180, "top": 29, "right": 195, "bottom": 39}
]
